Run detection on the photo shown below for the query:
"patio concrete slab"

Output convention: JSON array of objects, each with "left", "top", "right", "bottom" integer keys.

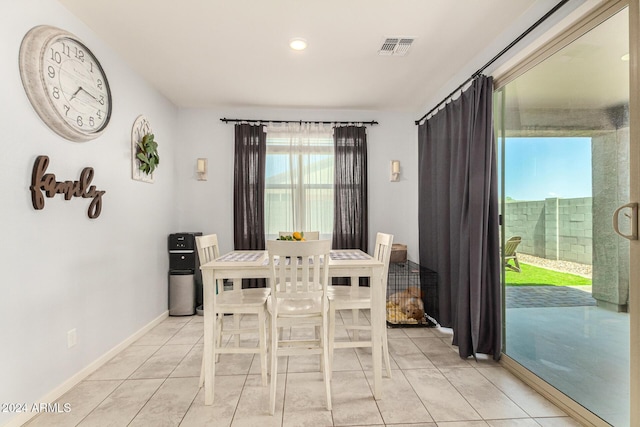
[{"left": 506, "top": 286, "right": 596, "bottom": 308}]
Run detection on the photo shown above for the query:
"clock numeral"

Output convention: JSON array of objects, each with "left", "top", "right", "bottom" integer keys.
[
  {"left": 63, "top": 105, "right": 70, "bottom": 116},
  {"left": 96, "top": 110, "right": 102, "bottom": 119},
  {"left": 77, "top": 116, "right": 83, "bottom": 127},
  {"left": 50, "top": 48, "right": 62, "bottom": 64},
  {"left": 74, "top": 47, "right": 85, "bottom": 62},
  {"left": 47, "top": 66, "right": 55, "bottom": 79},
  {"left": 99, "top": 95, "right": 105, "bottom": 106},
  {"left": 89, "top": 117, "right": 95, "bottom": 127},
  {"left": 61, "top": 42, "right": 71, "bottom": 58},
  {"left": 97, "top": 79, "right": 103, "bottom": 90},
  {"left": 52, "top": 87, "right": 60, "bottom": 99},
  {"left": 89, "top": 62, "right": 94, "bottom": 73}
]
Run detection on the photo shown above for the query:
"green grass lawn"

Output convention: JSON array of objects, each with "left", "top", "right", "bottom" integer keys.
[{"left": 505, "top": 262, "right": 592, "bottom": 286}]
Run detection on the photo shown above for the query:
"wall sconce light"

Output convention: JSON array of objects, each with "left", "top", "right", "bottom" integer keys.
[
  {"left": 390, "top": 160, "right": 400, "bottom": 182},
  {"left": 197, "top": 158, "right": 208, "bottom": 181}
]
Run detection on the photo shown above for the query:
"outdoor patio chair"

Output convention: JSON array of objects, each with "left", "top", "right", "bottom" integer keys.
[{"left": 504, "top": 236, "right": 522, "bottom": 273}]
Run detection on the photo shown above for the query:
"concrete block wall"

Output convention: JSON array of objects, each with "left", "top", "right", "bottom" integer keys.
[
  {"left": 558, "top": 197, "right": 593, "bottom": 264},
  {"left": 504, "top": 200, "right": 546, "bottom": 258},
  {"left": 504, "top": 197, "right": 592, "bottom": 265}
]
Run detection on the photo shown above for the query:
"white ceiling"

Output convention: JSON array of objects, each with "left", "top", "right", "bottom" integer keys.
[
  {"left": 505, "top": 6, "right": 629, "bottom": 112},
  {"left": 57, "top": 0, "right": 546, "bottom": 112}
]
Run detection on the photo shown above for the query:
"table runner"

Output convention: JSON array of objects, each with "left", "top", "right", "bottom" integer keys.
[
  {"left": 216, "top": 252, "right": 264, "bottom": 262},
  {"left": 216, "top": 250, "right": 370, "bottom": 263},
  {"left": 329, "top": 251, "right": 370, "bottom": 261}
]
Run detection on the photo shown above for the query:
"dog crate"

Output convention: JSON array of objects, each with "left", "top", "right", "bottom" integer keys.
[{"left": 386, "top": 260, "right": 438, "bottom": 327}]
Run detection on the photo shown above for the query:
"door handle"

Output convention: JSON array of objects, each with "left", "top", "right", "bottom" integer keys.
[{"left": 613, "top": 202, "right": 638, "bottom": 240}]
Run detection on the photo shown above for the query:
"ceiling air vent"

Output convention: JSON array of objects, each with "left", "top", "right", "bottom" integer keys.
[{"left": 378, "top": 37, "right": 415, "bottom": 56}]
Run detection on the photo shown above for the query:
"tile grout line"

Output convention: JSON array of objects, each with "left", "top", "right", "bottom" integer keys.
[{"left": 127, "top": 317, "right": 199, "bottom": 426}]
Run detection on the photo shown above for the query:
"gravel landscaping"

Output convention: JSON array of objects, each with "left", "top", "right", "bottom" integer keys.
[{"left": 518, "top": 253, "right": 592, "bottom": 278}]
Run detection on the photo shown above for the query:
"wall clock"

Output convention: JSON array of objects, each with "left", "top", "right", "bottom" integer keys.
[
  {"left": 131, "top": 115, "right": 154, "bottom": 183},
  {"left": 19, "top": 25, "right": 112, "bottom": 142}
]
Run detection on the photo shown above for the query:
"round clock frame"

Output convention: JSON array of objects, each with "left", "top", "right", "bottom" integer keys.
[{"left": 19, "top": 25, "right": 112, "bottom": 142}]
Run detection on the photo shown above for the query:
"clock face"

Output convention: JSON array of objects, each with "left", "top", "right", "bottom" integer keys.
[
  {"left": 43, "top": 37, "right": 111, "bottom": 135},
  {"left": 19, "top": 26, "right": 112, "bottom": 142}
]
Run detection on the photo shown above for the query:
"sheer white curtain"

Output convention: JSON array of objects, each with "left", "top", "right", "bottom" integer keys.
[{"left": 264, "top": 122, "right": 334, "bottom": 241}]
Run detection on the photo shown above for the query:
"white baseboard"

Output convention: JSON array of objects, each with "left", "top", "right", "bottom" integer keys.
[{"left": 4, "top": 311, "right": 169, "bottom": 427}]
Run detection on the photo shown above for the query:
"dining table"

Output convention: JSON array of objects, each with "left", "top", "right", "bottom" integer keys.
[{"left": 199, "top": 248, "right": 385, "bottom": 406}]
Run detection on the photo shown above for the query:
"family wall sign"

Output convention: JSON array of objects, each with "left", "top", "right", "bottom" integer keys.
[{"left": 30, "top": 155, "right": 106, "bottom": 219}]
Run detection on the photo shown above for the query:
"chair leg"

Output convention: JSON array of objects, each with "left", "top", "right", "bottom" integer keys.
[
  {"left": 269, "top": 314, "right": 278, "bottom": 415},
  {"left": 198, "top": 353, "right": 205, "bottom": 388},
  {"left": 513, "top": 256, "right": 521, "bottom": 273},
  {"left": 265, "top": 310, "right": 271, "bottom": 376},
  {"left": 216, "top": 314, "right": 223, "bottom": 363},
  {"left": 233, "top": 313, "right": 242, "bottom": 347},
  {"left": 351, "top": 275, "right": 359, "bottom": 341},
  {"left": 328, "top": 302, "right": 336, "bottom": 378},
  {"left": 204, "top": 314, "right": 218, "bottom": 404},
  {"left": 322, "top": 318, "right": 332, "bottom": 411},
  {"left": 315, "top": 325, "right": 324, "bottom": 373},
  {"left": 199, "top": 313, "right": 222, "bottom": 387},
  {"left": 258, "top": 309, "right": 268, "bottom": 387},
  {"left": 382, "top": 325, "right": 392, "bottom": 378},
  {"left": 351, "top": 308, "right": 359, "bottom": 341}
]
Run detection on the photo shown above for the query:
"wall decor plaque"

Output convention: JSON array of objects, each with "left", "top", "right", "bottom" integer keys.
[
  {"left": 30, "top": 155, "right": 106, "bottom": 219},
  {"left": 131, "top": 115, "right": 155, "bottom": 183}
]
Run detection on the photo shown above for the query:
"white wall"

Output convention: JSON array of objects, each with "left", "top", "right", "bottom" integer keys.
[
  {"left": 175, "top": 108, "right": 419, "bottom": 260},
  {"left": 0, "top": 1, "right": 179, "bottom": 424}
]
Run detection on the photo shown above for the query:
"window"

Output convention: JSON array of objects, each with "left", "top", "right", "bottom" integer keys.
[{"left": 264, "top": 123, "right": 334, "bottom": 240}]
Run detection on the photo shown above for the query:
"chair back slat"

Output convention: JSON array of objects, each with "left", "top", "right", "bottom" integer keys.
[
  {"left": 196, "top": 234, "right": 223, "bottom": 295},
  {"left": 196, "top": 234, "right": 221, "bottom": 263},
  {"left": 374, "top": 232, "right": 394, "bottom": 275},
  {"left": 267, "top": 240, "right": 330, "bottom": 300},
  {"left": 504, "top": 236, "right": 522, "bottom": 257},
  {"left": 373, "top": 233, "right": 394, "bottom": 297}
]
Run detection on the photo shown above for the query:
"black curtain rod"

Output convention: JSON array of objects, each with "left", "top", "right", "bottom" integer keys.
[
  {"left": 414, "top": 0, "right": 571, "bottom": 125},
  {"left": 220, "top": 118, "right": 379, "bottom": 126}
]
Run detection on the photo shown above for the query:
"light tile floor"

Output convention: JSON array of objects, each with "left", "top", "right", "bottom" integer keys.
[{"left": 26, "top": 312, "right": 584, "bottom": 427}]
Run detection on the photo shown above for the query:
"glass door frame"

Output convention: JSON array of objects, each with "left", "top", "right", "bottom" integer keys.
[
  {"left": 494, "top": 1, "right": 639, "bottom": 425},
  {"left": 627, "top": 1, "right": 639, "bottom": 424}
]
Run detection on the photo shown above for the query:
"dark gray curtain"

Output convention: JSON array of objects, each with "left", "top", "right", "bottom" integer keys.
[
  {"left": 233, "top": 124, "right": 266, "bottom": 288},
  {"left": 418, "top": 75, "right": 501, "bottom": 360},
  {"left": 332, "top": 126, "right": 368, "bottom": 252}
]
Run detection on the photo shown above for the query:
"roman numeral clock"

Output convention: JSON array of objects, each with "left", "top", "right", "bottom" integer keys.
[{"left": 19, "top": 25, "right": 112, "bottom": 142}]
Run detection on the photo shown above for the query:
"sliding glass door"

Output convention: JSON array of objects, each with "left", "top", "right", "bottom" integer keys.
[{"left": 495, "top": 5, "right": 634, "bottom": 426}]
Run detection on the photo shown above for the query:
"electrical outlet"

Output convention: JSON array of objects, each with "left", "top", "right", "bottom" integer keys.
[{"left": 67, "top": 329, "right": 77, "bottom": 348}]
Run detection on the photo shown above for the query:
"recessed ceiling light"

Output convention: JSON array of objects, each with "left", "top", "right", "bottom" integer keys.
[
  {"left": 289, "top": 38, "right": 307, "bottom": 51},
  {"left": 621, "top": 53, "right": 630, "bottom": 61}
]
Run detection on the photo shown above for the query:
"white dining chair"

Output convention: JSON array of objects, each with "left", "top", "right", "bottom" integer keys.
[
  {"left": 196, "top": 234, "right": 270, "bottom": 399},
  {"left": 327, "top": 232, "right": 394, "bottom": 378},
  {"left": 266, "top": 239, "right": 332, "bottom": 415}
]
